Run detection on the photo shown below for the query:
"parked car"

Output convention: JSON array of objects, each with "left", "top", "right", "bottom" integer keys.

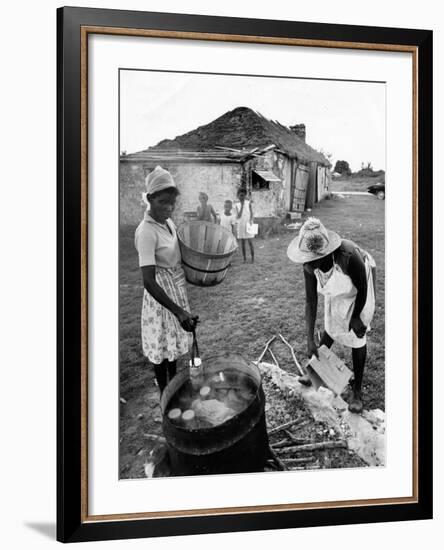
[{"left": 367, "top": 182, "right": 385, "bottom": 200}]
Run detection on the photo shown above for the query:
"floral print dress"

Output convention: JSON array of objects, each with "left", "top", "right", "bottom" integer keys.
[{"left": 141, "top": 264, "right": 192, "bottom": 364}]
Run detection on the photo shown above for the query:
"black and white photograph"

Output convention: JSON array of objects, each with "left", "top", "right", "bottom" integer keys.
[{"left": 119, "top": 69, "right": 386, "bottom": 479}]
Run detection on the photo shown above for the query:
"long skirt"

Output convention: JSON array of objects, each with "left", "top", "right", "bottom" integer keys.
[{"left": 141, "top": 265, "right": 192, "bottom": 365}]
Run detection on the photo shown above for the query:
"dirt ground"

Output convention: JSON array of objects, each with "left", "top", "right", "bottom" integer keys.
[{"left": 119, "top": 192, "right": 385, "bottom": 479}]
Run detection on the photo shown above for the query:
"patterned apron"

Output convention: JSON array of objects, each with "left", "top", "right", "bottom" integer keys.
[{"left": 141, "top": 264, "right": 192, "bottom": 364}]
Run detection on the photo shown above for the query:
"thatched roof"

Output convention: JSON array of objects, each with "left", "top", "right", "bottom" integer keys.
[{"left": 143, "top": 107, "right": 329, "bottom": 166}]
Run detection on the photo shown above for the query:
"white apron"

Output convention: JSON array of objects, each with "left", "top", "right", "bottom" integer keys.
[{"left": 314, "top": 253, "right": 376, "bottom": 348}]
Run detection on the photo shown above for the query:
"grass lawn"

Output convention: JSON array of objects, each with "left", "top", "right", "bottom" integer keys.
[
  {"left": 119, "top": 193, "right": 385, "bottom": 416},
  {"left": 331, "top": 174, "right": 384, "bottom": 193}
]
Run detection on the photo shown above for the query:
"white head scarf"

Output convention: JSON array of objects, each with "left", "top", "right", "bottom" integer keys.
[{"left": 145, "top": 166, "right": 176, "bottom": 195}]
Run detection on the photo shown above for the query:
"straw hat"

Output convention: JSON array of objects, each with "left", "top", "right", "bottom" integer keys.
[{"left": 287, "top": 217, "right": 341, "bottom": 263}]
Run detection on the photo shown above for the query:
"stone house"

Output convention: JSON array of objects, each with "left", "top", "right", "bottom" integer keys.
[{"left": 120, "top": 107, "right": 331, "bottom": 230}]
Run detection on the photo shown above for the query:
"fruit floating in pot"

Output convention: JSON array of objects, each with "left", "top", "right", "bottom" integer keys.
[
  {"left": 199, "top": 386, "right": 211, "bottom": 398},
  {"left": 182, "top": 409, "right": 195, "bottom": 422},
  {"left": 168, "top": 408, "right": 182, "bottom": 420}
]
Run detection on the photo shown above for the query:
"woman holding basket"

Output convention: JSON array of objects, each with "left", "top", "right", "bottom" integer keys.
[{"left": 135, "top": 166, "right": 199, "bottom": 394}]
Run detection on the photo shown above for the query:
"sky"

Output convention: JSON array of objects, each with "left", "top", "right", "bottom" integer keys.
[{"left": 120, "top": 69, "right": 385, "bottom": 172}]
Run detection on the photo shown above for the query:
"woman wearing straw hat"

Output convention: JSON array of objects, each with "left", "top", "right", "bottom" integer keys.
[
  {"left": 287, "top": 217, "right": 376, "bottom": 413},
  {"left": 135, "top": 166, "right": 199, "bottom": 395}
]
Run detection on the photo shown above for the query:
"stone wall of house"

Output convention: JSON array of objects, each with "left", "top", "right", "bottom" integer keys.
[
  {"left": 245, "top": 150, "right": 292, "bottom": 217},
  {"left": 119, "top": 162, "right": 146, "bottom": 226},
  {"left": 119, "top": 152, "right": 328, "bottom": 228},
  {"left": 120, "top": 160, "right": 243, "bottom": 226}
]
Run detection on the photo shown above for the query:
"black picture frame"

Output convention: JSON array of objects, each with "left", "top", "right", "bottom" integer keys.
[{"left": 57, "top": 6, "right": 433, "bottom": 543}]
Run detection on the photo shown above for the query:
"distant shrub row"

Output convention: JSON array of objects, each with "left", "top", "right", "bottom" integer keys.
[{"left": 333, "top": 160, "right": 385, "bottom": 180}]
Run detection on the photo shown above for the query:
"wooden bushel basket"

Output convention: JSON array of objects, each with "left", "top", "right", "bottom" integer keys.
[{"left": 177, "top": 221, "right": 238, "bottom": 286}]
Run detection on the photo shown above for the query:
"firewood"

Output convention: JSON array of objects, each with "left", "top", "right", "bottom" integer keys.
[
  {"left": 284, "top": 429, "right": 309, "bottom": 444},
  {"left": 270, "top": 438, "right": 289, "bottom": 447},
  {"left": 268, "top": 417, "right": 306, "bottom": 436},
  {"left": 282, "top": 456, "right": 316, "bottom": 464},
  {"left": 275, "top": 440, "right": 347, "bottom": 454},
  {"left": 265, "top": 459, "right": 279, "bottom": 471},
  {"left": 271, "top": 439, "right": 314, "bottom": 449},
  {"left": 268, "top": 448, "right": 289, "bottom": 471},
  {"left": 256, "top": 336, "right": 277, "bottom": 364},
  {"left": 278, "top": 334, "right": 304, "bottom": 376},
  {"left": 291, "top": 419, "right": 311, "bottom": 432}
]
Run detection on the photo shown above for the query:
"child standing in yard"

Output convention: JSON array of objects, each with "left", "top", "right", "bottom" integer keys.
[
  {"left": 196, "top": 192, "right": 217, "bottom": 223},
  {"left": 219, "top": 199, "right": 237, "bottom": 235},
  {"left": 235, "top": 188, "right": 255, "bottom": 263},
  {"left": 287, "top": 217, "right": 376, "bottom": 414}
]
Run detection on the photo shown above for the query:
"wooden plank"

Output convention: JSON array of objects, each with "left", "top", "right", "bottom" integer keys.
[
  {"left": 197, "top": 223, "right": 207, "bottom": 253},
  {"left": 202, "top": 258, "right": 212, "bottom": 285},
  {"left": 210, "top": 226, "right": 224, "bottom": 255},
  {"left": 189, "top": 222, "right": 198, "bottom": 249},
  {"left": 182, "top": 223, "right": 191, "bottom": 247},
  {"left": 292, "top": 166, "right": 309, "bottom": 212},
  {"left": 308, "top": 345, "right": 353, "bottom": 395},
  {"left": 223, "top": 233, "right": 235, "bottom": 253}
]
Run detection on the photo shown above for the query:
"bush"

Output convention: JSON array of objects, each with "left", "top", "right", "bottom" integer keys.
[
  {"left": 354, "top": 168, "right": 385, "bottom": 178},
  {"left": 334, "top": 160, "right": 351, "bottom": 175}
]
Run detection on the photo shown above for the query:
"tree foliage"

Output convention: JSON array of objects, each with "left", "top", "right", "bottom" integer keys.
[{"left": 334, "top": 160, "right": 351, "bottom": 175}]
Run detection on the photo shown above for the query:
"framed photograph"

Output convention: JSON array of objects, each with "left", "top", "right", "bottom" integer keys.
[{"left": 57, "top": 6, "right": 433, "bottom": 543}]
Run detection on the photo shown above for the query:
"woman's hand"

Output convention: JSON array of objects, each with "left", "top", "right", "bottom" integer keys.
[
  {"left": 177, "top": 310, "right": 199, "bottom": 332},
  {"left": 349, "top": 316, "right": 367, "bottom": 338},
  {"left": 307, "top": 339, "right": 319, "bottom": 359}
]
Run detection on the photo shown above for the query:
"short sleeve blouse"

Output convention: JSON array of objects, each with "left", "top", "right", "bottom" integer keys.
[{"left": 134, "top": 212, "right": 181, "bottom": 268}]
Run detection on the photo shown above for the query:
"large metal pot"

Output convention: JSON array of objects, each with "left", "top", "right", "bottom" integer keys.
[{"left": 160, "top": 353, "right": 269, "bottom": 476}]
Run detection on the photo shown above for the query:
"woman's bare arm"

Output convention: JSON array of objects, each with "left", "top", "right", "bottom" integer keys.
[
  {"left": 303, "top": 265, "right": 319, "bottom": 357},
  {"left": 347, "top": 251, "right": 368, "bottom": 318},
  {"left": 347, "top": 250, "right": 368, "bottom": 337}
]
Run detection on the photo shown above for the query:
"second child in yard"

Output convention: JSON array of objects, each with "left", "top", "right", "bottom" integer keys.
[
  {"left": 197, "top": 192, "right": 217, "bottom": 223},
  {"left": 219, "top": 199, "right": 237, "bottom": 234},
  {"left": 235, "top": 188, "right": 255, "bottom": 263}
]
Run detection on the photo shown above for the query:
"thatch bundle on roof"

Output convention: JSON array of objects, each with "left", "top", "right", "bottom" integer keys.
[{"left": 145, "top": 107, "right": 329, "bottom": 166}]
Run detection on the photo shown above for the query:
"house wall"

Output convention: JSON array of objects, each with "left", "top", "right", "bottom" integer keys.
[
  {"left": 119, "top": 162, "right": 146, "bottom": 225},
  {"left": 317, "top": 166, "right": 331, "bottom": 201},
  {"left": 120, "top": 160, "right": 242, "bottom": 226},
  {"left": 120, "top": 154, "right": 331, "bottom": 227},
  {"left": 317, "top": 165, "right": 331, "bottom": 201},
  {"left": 245, "top": 150, "right": 290, "bottom": 217}
]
